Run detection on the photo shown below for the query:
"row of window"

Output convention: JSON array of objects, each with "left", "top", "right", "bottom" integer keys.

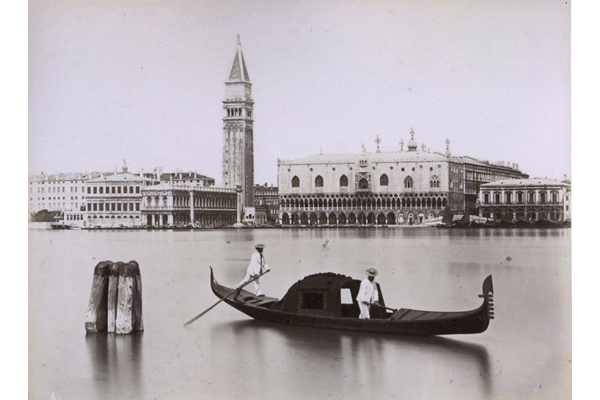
[
  {"left": 31, "top": 180, "right": 82, "bottom": 185},
  {"left": 87, "top": 203, "right": 141, "bottom": 212},
  {"left": 87, "top": 186, "right": 141, "bottom": 195},
  {"left": 226, "top": 107, "right": 250, "bottom": 117},
  {"left": 292, "top": 175, "right": 442, "bottom": 189},
  {"left": 282, "top": 196, "right": 448, "bottom": 209},
  {"left": 482, "top": 191, "right": 560, "bottom": 204}
]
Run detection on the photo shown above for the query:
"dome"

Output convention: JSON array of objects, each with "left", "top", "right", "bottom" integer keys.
[{"left": 407, "top": 127, "right": 418, "bottom": 151}]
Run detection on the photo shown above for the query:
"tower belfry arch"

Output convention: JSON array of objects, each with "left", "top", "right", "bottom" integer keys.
[{"left": 222, "top": 35, "right": 254, "bottom": 209}]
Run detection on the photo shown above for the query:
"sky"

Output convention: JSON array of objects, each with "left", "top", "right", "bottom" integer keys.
[{"left": 29, "top": 0, "right": 571, "bottom": 185}]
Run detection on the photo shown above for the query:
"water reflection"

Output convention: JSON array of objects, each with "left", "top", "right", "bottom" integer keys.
[
  {"left": 85, "top": 332, "right": 144, "bottom": 400},
  {"left": 214, "top": 320, "right": 492, "bottom": 398}
]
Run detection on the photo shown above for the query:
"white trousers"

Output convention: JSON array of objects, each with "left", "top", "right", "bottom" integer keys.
[
  {"left": 238, "top": 274, "right": 263, "bottom": 296},
  {"left": 359, "top": 302, "right": 371, "bottom": 319}
]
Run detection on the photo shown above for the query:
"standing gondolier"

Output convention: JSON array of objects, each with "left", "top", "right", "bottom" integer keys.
[
  {"left": 236, "top": 244, "right": 270, "bottom": 297},
  {"left": 356, "top": 268, "right": 380, "bottom": 319}
]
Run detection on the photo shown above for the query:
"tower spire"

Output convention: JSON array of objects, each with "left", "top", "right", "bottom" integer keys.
[{"left": 228, "top": 35, "right": 250, "bottom": 82}]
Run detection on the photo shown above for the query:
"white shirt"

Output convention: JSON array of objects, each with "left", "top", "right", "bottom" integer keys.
[
  {"left": 246, "top": 251, "right": 270, "bottom": 276},
  {"left": 356, "top": 278, "right": 379, "bottom": 304}
]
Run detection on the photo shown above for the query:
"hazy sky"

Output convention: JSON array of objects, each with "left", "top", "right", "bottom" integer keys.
[{"left": 28, "top": 0, "right": 570, "bottom": 185}]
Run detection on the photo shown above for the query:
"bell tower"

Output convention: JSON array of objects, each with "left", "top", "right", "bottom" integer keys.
[{"left": 222, "top": 35, "right": 254, "bottom": 208}]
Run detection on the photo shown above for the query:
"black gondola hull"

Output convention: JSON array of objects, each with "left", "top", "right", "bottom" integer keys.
[{"left": 210, "top": 270, "right": 494, "bottom": 336}]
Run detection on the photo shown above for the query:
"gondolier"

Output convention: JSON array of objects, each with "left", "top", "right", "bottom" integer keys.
[
  {"left": 356, "top": 268, "right": 380, "bottom": 319},
  {"left": 236, "top": 243, "right": 270, "bottom": 297}
]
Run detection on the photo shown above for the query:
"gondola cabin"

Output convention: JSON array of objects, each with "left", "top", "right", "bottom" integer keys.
[{"left": 269, "top": 273, "right": 388, "bottom": 319}]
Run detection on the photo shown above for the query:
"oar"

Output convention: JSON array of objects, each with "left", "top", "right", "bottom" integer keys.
[
  {"left": 368, "top": 302, "right": 397, "bottom": 313},
  {"left": 183, "top": 269, "right": 270, "bottom": 326}
]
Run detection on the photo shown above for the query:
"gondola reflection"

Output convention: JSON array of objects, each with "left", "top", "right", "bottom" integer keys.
[{"left": 211, "top": 319, "right": 492, "bottom": 398}]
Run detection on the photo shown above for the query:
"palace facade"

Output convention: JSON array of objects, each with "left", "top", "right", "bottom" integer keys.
[
  {"left": 478, "top": 178, "right": 571, "bottom": 222},
  {"left": 277, "top": 130, "right": 529, "bottom": 226},
  {"left": 278, "top": 132, "right": 466, "bottom": 225}
]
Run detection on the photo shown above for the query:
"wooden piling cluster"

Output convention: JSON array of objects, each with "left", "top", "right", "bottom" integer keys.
[{"left": 85, "top": 260, "right": 143, "bottom": 334}]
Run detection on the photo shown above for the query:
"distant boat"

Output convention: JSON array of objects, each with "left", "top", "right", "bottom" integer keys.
[
  {"left": 437, "top": 205, "right": 455, "bottom": 228},
  {"left": 50, "top": 223, "right": 76, "bottom": 230},
  {"left": 455, "top": 207, "right": 471, "bottom": 228}
]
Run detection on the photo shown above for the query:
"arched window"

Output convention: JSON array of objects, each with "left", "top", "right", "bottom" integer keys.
[
  {"left": 315, "top": 176, "right": 324, "bottom": 187},
  {"left": 380, "top": 174, "right": 389, "bottom": 186},
  {"left": 429, "top": 176, "right": 440, "bottom": 188},
  {"left": 291, "top": 176, "right": 300, "bottom": 188},
  {"left": 339, "top": 175, "right": 348, "bottom": 187},
  {"left": 359, "top": 178, "right": 369, "bottom": 189},
  {"left": 404, "top": 176, "right": 413, "bottom": 189}
]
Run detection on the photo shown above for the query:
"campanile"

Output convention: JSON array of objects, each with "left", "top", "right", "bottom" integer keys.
[{"left": 222, "top": 35, "right": 254, "bottom": 208}]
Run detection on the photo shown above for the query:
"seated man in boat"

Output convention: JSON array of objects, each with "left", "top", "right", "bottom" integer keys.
[
  {"left": 235, "top": 243, "right": 270, "bottom": 298},
  {"left": 356, "top": 268, "right": 381, "bottom": 319}
]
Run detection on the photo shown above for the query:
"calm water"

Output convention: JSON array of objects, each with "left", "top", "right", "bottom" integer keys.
[{"left": 29, "top": 228, "right": 571, "bottom": 400}]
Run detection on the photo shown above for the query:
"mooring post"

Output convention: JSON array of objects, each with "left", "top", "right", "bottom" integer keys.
[
  {"left": 85, "top": 261, "right": 111, "bottom": 333},
  {"left": 107, "top": 262, "right": 121, "bottom": 333},
  {"left": 129, "top": 260, "right": 144, "bottom": 332},
  {"left": 116, "top": 262, "right": 139, "bottom": 334},
  {"left": 116, "top": 262, "right": 134, "bottom": 334}
]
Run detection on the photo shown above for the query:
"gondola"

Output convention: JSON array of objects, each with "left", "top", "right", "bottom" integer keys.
[{"left": 210, "top": 268, "right": 494, "bottom": 336}]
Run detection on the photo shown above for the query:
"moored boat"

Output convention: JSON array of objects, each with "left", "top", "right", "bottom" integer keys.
[
  {"left": 210, "top": 268, "right": 494, "bottom": 336},
  {"left": 436, "top": 205, "right": 456, "bottom": 228},
  {"left": 50, "top": 223, "right": 77, "bottom": 229}
]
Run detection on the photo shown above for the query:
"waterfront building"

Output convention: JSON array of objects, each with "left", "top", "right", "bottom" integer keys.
[
  {"left": 28, "top": 172, "right": 107, "bottom": 215},
  {"left": 462, "top": 156, "right": 529, "bottom": 215},
  {"left": 141, "top": 183, "right": 238, "bottom": 227},
  {"left": 277, "top": 130, "right": 465, "bottom": 225},
  {"left": 562, "top": 175, "right": 571, "bottom": 221},
  {"left": 478, "top": 178, "right": 571, "bottom": 222},
  {"left": 82, "top": 171, "right": 157, "bottom": 227},
  {"left": 221, "top": 35, "right": 255, "bottom": 210},
  {"left": 253, "top": 184, "right": 279, "bottom": 225},
  {"left": 277, "top": 129, "right": 529, "bottom": 226}
]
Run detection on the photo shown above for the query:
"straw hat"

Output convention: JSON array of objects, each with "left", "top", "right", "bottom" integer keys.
[
  {"left": 255, "top": 244, "right": 265, "bottom": 250},
  {"left": 366, "top": 268, "right": 378, "bottom": 277}
]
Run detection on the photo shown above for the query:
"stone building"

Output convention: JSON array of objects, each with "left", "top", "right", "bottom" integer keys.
[
  {"left": 221, "top": 35, "right": 254, "bottom": 210},
  {"left": 462, "top": 156, "right": 529, "bottom": 215},
  {"left": 82, "top": 172, "right": 157, "bottom": 227},
  {"left": 253, "top": 184, "right": 279, "bottom": 225},
  {"left": 28, "top": 172, "right": 106, "bottom": 215},
  {"left": 478, "top": 178, "right": 571, "bottom": 222},
  {"left": 141, "top": 183, "right": 238, "bottom": 227},
  {"left": 277, "top": 130, "right": 465, "bottom": 225},
  {"left": 277, "top": 129, "right": 530, "bottom": 226}
]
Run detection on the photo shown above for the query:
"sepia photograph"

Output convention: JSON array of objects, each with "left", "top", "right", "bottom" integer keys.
[{"left": 23, "top": 0, "right": 584, "bottom": 398}]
